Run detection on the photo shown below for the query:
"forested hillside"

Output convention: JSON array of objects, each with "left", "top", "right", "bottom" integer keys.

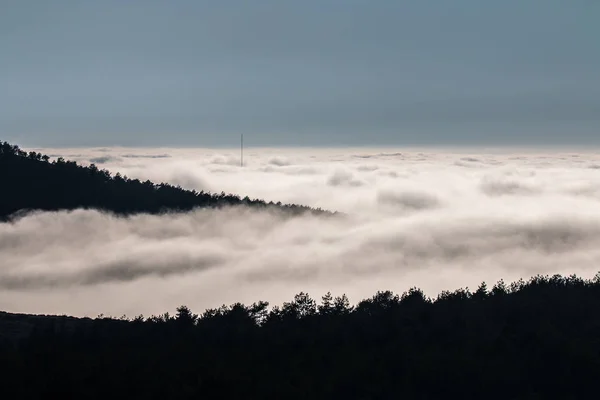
[
  {"left": 0, "top": 141, "right": 330, "bottom": 220},
  {"left": 1, "top": 274, "right": 599, "bottom": 398}
]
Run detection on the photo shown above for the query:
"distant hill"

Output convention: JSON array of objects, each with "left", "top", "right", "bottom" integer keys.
[{"left": 0, "top": 141, "right": 332, "bottom": 220}]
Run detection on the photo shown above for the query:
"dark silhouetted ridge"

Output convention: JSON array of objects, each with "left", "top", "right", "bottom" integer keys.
[
  {"left": 0, "top": 141, "right": 333, "bottom": 220},
  {"left": 1, "top": 273, "right": 599, "bottom": 398}
]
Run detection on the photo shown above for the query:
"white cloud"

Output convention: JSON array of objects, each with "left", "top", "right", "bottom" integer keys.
[{"left": 3, "top": 146, "right": 600, "bottom": 317}]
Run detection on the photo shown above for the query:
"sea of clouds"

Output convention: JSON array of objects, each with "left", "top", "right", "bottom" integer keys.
[{"left": 3, "top": 146, "right": 600, "bottom": 317}]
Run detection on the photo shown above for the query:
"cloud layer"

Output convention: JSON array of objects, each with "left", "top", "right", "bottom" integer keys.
[{"left": 2, "top": 147, "right": 600, "bottom": 317}]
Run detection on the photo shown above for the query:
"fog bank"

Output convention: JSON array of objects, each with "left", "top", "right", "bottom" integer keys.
[{"left": 2, "top": 147, "right": 600, "bottom": 317}]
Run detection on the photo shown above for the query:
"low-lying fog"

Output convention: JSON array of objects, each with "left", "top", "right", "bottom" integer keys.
[{"left": 3, "top": 146, "right": 600, "bottom": 317}]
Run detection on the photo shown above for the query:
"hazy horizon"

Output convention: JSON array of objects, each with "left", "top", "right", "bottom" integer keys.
[{"left": 20, "top": 142, "right": 600, "bottom": 152}]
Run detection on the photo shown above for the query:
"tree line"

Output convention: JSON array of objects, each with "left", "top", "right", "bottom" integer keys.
[
  {"left": 1, "top": 273, "right": 599, "bottom": 398},
  {"left": 0, "top": 141, "right": 333, "bottom": 221}
]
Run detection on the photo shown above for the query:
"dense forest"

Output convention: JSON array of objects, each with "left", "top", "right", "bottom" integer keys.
[
  {"left": 0, "top": 140, "right": 331, "bottom": 220},
  {"left": 1, "top": 273, "right": 599, "bottom": 398}
]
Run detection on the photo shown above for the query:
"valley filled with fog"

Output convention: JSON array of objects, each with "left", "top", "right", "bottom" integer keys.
[{"left": 3, "top": 146, "right": 600, "bottom": 317}]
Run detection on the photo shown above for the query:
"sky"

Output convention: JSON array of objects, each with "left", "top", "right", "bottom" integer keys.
[{"left": 1, "top": 0, "right": 599, "bottom": 147}]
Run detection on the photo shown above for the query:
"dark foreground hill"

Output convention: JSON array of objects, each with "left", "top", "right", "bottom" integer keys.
[
  {"left": 0, "top": 141, "right": 331, "bottom": 220},
  {"left": 1, "top": 273, "right": 600, "bottom": 399}
]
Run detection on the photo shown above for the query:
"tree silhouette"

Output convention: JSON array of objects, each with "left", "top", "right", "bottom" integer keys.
[
  {"left": 0, "top": 140, "right": 334, "bottom": 221},
  {"left": 1, "top": 273, "right": 599, "bottom": 398}
]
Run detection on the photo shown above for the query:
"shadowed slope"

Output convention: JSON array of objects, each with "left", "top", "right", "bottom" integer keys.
[
  {"left": 1, "top": 273, "right": 599, "bottom": 398},
  {"left": 0, "top": 141, "right": 333, "bottom": 220}
]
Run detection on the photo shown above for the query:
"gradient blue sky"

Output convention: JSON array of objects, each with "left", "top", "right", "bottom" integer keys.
[{"left": 2, "top": 0, "right": 599, "bottom": 147}]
